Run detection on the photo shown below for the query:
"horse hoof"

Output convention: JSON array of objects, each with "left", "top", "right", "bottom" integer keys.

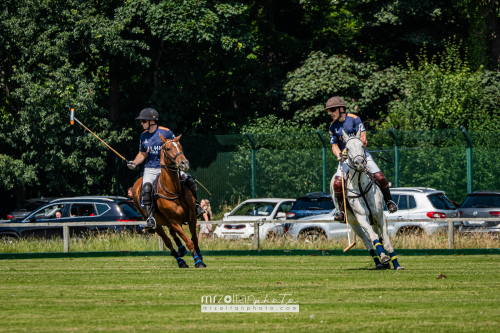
[
  {"left": 383, "top": 262, "right": 391, "bottom": 270},
  {"left": 375, "top": 264, "right": 384, "bottom": 270},
  {"left": 179, "top": 262, "right": 189, "bottom": 268},
  {"left": 195, "top": 261, "right": 207, "bottom": 268},
  {"left": 380, "top": 254, "right": 390, "bottom": 264},
  {"left": 396, "top": 266, "right": 405, "bottom": 271}
]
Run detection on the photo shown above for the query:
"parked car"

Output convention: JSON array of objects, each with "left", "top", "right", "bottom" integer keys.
[
  {"left": 0, "top": 196, "right": 142, "bottom": 241},
  {"left": 6, "top": 197, "right": 60, "bottom": 220},
  {"left": 285, "top": 192, "right": 334, "bottom": 220},
  {"left": 458, "top": 190, "right": 500, "bottom": 236},
  {"left": 287, "top": 187, "right": 459, "bottom": 241},
  {"left": 213, "top": 198, "right": 295, "bottom": 241}
]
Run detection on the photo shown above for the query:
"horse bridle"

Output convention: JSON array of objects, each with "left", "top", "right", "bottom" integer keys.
[
  {"left": 160, "top": 141, "right": 183, "bottom": 172},
  {"left": 343, "top": 135, "right": 376, "bottom": 225}
]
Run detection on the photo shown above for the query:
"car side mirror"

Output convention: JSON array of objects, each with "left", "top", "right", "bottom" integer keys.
[
  {"left": 224, "top": 212, "right": 230, "bottom": 218},
  {"left": 29, "top": 216, "right": 36, "bottom": 223},
  {"left": 276, "top": 212, "right": 286, "bottom": 219}
]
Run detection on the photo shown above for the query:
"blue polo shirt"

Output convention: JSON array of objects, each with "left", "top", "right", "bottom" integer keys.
[
  {"left": 329, "top": 113, "right": 366, "bottom": 151},
  {"left": 139, "top": 126, "right": 175, "bottom": 168}
]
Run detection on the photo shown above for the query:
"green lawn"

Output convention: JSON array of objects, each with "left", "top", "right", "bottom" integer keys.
[{"left": 1, "top": 255, "right": 499, "bottom": 332}]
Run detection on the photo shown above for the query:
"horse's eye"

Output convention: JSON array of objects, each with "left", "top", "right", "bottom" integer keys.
[{"left": 166, "top": 148, "right": 171, "bottom": 151}]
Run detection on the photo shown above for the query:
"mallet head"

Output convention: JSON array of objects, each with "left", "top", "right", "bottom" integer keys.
[{"left": 70, "top": 108, "right": 75, "bottom": 125}]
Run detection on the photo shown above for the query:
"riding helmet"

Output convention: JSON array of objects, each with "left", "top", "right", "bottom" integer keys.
[
  {"left": 324, "top": 96, "right": 346, "bottom": 111},
  {"left": 135, "top": 108, "right": 159, "bottom": 121}
]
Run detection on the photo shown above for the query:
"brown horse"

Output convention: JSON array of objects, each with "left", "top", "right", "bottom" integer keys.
[{"left": 132, "top": 134, "right": 206, "bottom": 268}]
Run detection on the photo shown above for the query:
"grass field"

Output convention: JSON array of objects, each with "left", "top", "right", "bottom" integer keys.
[
  {"left": 1, "top": 230, "right": 499, "bottom": 253},
  {"left": 1, "top": 255, "right": 499, "bottom": 332}
]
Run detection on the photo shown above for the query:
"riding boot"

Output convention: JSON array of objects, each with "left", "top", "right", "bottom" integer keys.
[
  {"left": 333, "top": 176, "right": 345, "bottom": 222},
  {"left": 142, "top": 182, "right": 155, "bottom": 228},
  {"left": 181, "top": 173, "right": 206, "bottom": 217},
  {"left": 373, "top": 172, "right": 398, "bottom": 213}
]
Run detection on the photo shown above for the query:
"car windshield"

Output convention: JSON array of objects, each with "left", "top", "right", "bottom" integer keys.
[
  {"left": 231, "top": 202, "right": 277, "bottom": 216},
  {"left": 292, "top": 198, "right": 334, "bottom": 211},
  {"left": 428, "top": 194, "right": 455, "bottom": 210},
  {"left": 461, "top": 194, "right": 500, "bottom": 209},
  {"left": 15, "top": 202, "right": 43, "bottom": 211}
]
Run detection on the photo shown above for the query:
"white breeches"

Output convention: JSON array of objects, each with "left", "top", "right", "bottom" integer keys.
[{"left": 142, "top": 168, "right": 186, "bottom": 186}]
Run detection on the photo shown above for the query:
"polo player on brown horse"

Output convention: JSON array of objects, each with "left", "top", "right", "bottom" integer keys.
[{"left": 127, "top": 108, "right": 206, "bottom": 268}]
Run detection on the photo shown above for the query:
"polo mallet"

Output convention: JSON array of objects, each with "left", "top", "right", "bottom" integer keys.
[
  {"left": 70, "top": 108, "right": 128, "bottom": 162},
  {"left": 341, "top": 162, "right": 357, "bottom": 252}
]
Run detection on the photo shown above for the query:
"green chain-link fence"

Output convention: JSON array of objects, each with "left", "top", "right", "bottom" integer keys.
[{"left": 181, "top": 130, "right": 498, "bottom": 214}]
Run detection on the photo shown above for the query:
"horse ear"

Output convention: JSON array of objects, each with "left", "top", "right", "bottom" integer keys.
[
  {"left": 356, "top": 126, "right": 362, "bottom": 139},
  {"left": 174, "top": 134, "right": 182, "bottom": 142},
  {"left": 159, "top": 134, "right": 167, "bottom": 143},
  {"left": 342, "top": 129, "right": 349, "bottom": 142}
]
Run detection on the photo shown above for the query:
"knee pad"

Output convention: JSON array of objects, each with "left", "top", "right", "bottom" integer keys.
[
  {"left": 333, "top": 176, "right": 343, "bottom": 198},
  {"left": 373, "top": 172, "right": 389, "bottom": 188},
  {"left": 142, "top": 182, "right": 153, "bottom": 204},
  {"left": 182, "top": 173, "right": 196, "bottom": 189}
]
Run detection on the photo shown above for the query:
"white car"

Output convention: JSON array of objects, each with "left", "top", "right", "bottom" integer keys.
[
  {"left": 287, "top": 187, "right": 459, "bottom": 241},
  {"left": 214, "top": 198, "right": 295, "bottom": 241}
]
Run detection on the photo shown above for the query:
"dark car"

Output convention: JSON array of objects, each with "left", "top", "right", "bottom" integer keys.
[
  {"left": 6, "top": 197, "right": 60, "bottom": 220},
  {"left": 286, "top": 192, "right": 334, "bottom": 220},
  {"left": 0, "top": 196, "right": 143, "bottom": 240},
  {"left": 458, "top": 190, "right": 500, "bottom": 236}
]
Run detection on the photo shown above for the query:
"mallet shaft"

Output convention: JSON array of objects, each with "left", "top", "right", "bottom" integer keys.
[
  {"left": 341, "top": 163, "right": 356, "bottom": 252},
  {"left": 74, "top": 118, "right": 127, "bottom": 161}
]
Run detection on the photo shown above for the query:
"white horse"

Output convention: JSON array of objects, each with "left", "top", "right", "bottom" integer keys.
[{"left": 330, "top": 128, "right": 404, "bottom": 270}]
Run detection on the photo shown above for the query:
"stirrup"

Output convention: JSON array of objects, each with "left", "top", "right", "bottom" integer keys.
[
  {"left": 387, "top": 200, "right": 398, "bottom": 213},
  {"left": 334, "top": 211, "right": 345, "bottom": 222},
  {"left": 145, "top": 216, "right": 157, "bottom": 229}
]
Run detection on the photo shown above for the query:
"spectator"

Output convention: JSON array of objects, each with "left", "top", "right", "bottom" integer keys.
[
  {"left": 198, "top": 199, "right": 212, "bottom": 239},
  {"left": 55, "top": 211, "right": 62, "bottom": 219},
  {"left": 127, "top": 187, "right": 133, "bottom": 199}
]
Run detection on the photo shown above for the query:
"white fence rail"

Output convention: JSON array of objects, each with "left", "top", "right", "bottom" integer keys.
[{"left": 0, "top": 218, "right": 497, "bottom": 252}]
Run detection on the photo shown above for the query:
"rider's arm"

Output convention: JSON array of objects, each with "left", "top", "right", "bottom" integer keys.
[
  {"left": 331, "top": 143, "right": 341, "bottom": 159},
  {"left": 132, "top": 152, "right": 147, "bottom": 165},
  {"left": 360, "top": 131, "right": 367, "bottom": 146}
]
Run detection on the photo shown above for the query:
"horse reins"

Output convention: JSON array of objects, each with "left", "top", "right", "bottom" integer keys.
[{"left": 343, "top": 136, "right": 376, "bottom": 225}]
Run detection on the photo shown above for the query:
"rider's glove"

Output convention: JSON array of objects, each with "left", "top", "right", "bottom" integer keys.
[{"left": 127, "top": 161, "right": 136, "bottom": 170}]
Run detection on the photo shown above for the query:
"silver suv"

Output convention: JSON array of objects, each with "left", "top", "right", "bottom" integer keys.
[
  {"left": 386, "top": 187, "right": 459, "bottom": 235},
  {"left": 287, "top": 187, "right": 459, "bottom": 240}
]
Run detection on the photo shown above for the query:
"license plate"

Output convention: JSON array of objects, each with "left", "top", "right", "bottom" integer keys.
[
  {"left": 223, "top": 235, "right": 241, "bottom": 240},
  {"left": 466, "top": 221, "right": 484, "bottom": 225}
]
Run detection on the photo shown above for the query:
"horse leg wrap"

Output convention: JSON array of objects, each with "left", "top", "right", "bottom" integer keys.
[
  {"left": 369, "top": 249, "right": 383, "bottom": 268},
  {"left": 194, "top": 245, "right": 203, "bottom": 261},
  {"left": 372, "top": 239, "right": 388, "bottom": 262},
  {"left": 173, "top": 237, "right": 187, "bottom": 257},
  {"left": 192, "top": 249, "right": 206, "bottom": 268},
  {"left": 170, "top": 250, "right": 188, "bottom": 268},
  {"left": 389, "top": 251, "right": 402, "bottom": 270},
  {"left": 379, "top": 237, "right": 384, "bottom": 246}
]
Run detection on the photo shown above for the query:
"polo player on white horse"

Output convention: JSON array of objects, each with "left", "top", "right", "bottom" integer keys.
[{"left": 326, "top": 97, "right": 398, "bottom": 221}]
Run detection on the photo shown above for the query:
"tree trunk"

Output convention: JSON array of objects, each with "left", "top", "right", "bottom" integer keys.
[{"left": 108, "top": 58, "right": 120, "bottom": 121}]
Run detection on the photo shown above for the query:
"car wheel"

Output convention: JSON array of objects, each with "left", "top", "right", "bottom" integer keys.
[
  {"left": 1, "top": 235, "right": 19, "bottom": 244},
  {"left": 397, "top": 226, "right": 423, "bottom": 236},
  {"left": 299, "top": 228, "right": 326, "bottom": 242}
]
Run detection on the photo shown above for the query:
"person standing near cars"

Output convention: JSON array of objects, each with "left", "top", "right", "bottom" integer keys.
[
  {"left": 198, "top": 199, "right": 213, "bottom": 239},
  {"left": 126, "top": 108, "right": 205, "bottom": 227},
  {"left": 326, "top": 96, "right": 398, "bottom": 221}
]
